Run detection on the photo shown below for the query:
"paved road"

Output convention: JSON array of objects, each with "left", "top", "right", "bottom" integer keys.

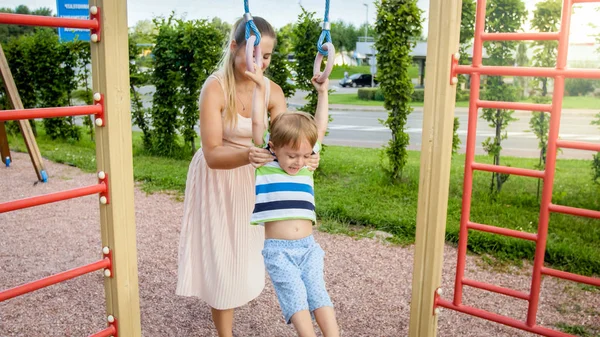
[
  {"left": 322, "top": 108, "right": 600, "bottom": 160},
  {"left": 134, "top": 85, "right": 600, "bottom": 159}
]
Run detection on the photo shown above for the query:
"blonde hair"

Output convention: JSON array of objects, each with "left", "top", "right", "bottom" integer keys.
[
  {"left": 270, "top": 112, "right": 318, "bottom": 150},
  {"left": 215, "top": 16, "right": 276, "bottom": 127}
]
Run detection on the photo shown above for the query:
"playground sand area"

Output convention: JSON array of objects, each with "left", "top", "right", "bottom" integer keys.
[{"left": 1, "top": 152, "right": 599, "bottom": 337}]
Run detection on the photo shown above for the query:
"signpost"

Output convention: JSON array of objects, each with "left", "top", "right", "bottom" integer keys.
[
  {"left": 56, "top": 0, "right": 90, "bottom": 42},
  {"left": 370, "top": 47, "right": 376, "bottom": 87}
]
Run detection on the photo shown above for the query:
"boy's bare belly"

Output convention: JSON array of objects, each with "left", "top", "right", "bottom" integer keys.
[{"left": 265, "top": 219, "right": 313, "bottom": 240}]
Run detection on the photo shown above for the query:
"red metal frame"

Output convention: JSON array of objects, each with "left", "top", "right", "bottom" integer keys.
[
  {"left": 0, "top": 105, "right": 101, "bottom": 121},
  {"left": 0, "top": 8, "right": 101, "bottom": 42},
  {"left": 89, "top": 317, "right": 118, "bottom": 337},
  {"left": 0, "top": 8, "right": 118, "bottom": 336},
  {"left": 441, "top": 0, "right": 600, "bottom": 336},
  {"left": 0, "top": 256, "right": 110, "bottom": 302},
  {"left": 0, "top": 94, "right": 104, "bottom": 124},
  {"left": 0, "top": 181, "right": 107, "bottom": 213}
]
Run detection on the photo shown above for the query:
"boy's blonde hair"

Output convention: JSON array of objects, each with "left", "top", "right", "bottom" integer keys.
[
  {"left": 270, "top": 112, "right": 318, "bottom": 150},
  {"left": 215, "top": 16, "right": 276, "bottom": 127}
]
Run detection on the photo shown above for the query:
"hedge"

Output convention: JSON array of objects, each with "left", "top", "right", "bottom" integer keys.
[{"left": 357, "top": 88, "right": 484, "bottom": 103}]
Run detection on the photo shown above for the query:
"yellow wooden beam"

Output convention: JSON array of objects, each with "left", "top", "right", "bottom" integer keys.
[
  {"left": 90, "top": 0, "right": 142, "bottom": 335},
  {"left": 408, "top": 0, "right": 462, "bottom": 336}
]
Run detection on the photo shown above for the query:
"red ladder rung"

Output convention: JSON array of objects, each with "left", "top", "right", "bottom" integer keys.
[
  {"left": 548, "top": 203, "right": 600, "bottom": 219},
  {"left": 481, "top": 32, "right": 559, "bottom": 41},
  {"left": 542, "top": 267, "right": 600, "bottom": 287},
  {"left": 456, "top": 65, "right": 600, "bottom": 80},
  {"left": 0, "top": 13, "right": 98, "bottom": 30},
  {"left": 89, "top": 325, "right": 117, "bottom": 337},
  {"left": 471, "top": 162, "right": 545, "bottom": 179},
  {"left": 436, "top": 299, "right": 576, "bottom": 337},
  {"left": 0, "top": 182, "right": 106, "bottom": 213},
  {"left": 467, "top": 221, "right": 538, "bottom": 241},
  {"left": 0, "top": 105, "right": 102, "bottom": 121},
  {"left": 572, "top": 0, "right": 599, "bottom": 3},
  {"left": 463, "top": 278, "right": 530, "bottom": 300},
  {"left": 0, "top": 258, "right": 110, "bottom": 302},
  {"left": 477, "top": 100, "right": 552, "bottom": 112},
  {"left": 556, "top": 139, "right": 600, "bottom": 152}
]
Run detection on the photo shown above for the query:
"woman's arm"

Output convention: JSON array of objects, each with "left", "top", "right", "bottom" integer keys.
[
  {"left": 312, "top": 75, "right": 330, "bottom": 143},
  {"left": 246, "top": 65, "right": 267, "bottom": 147},
  {"left": 200, "top": 78, "right": 251, "bottom": 169}
]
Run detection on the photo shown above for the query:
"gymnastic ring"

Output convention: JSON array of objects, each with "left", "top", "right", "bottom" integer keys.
[
  {"left": 246, "top": 35, "right": 263, "bottom": 72},
  {"left": 313, "top": 42, "right": 335, "bottom": 83}
]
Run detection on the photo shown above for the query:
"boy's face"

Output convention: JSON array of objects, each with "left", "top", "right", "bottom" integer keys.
[{"left": 270, "top": 139, "right": 313, "bottom": 175}]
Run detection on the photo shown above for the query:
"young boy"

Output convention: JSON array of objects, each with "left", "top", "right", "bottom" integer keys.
[{"left": 245, "top": 63, "right": 339, "bottom": 337}]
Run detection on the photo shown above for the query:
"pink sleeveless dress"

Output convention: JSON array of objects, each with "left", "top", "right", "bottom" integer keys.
[{"left": 176, "top": 75, "right": 270, "bottom": 309}]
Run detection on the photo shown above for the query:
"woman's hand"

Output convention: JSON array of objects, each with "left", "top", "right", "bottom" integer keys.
[
  {"left": 306, "top": 151, "right": 320, "bottom": 171},
  {"left": 249, "top": 146, "right": 274, "bottom": 168},
  {"left": 244, "top": 62, "right": 265, "bottom": 90}
]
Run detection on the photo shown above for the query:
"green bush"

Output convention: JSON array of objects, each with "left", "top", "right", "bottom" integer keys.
[
  {"left": 357, "top": 87, "right": 482, "bottom": 103},
  {"left": 565, "top": 78, "right": 597, "bottom": 97},
  {"left": 357, "top": 88, "right": 378, "bottom": 101},
  {"left": 411, "top": 89, "right": 425, "bottom": 102}
]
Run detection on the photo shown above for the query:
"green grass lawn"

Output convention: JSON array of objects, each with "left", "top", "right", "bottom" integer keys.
[
  {"left": 6, "top": 126, "right": 600, "bottom": 277},
  {"left": 330, "top": 65, "right": 419, "bottom": 80},
  {"left": 329, "top": 93, "right": 600, "bottom": 110}
]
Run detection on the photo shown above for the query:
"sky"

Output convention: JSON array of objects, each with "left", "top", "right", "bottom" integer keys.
[{"left": 4, "top": 0, "right": 599, "bottom": 43}]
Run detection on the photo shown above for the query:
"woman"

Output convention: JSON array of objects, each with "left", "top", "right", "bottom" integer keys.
[{"left": 176, "top": 16, "right": 319, "bottom": 336}]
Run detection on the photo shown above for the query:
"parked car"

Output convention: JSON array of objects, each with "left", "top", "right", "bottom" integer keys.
[{"left": 339, "top": 73, "right": 378, "bottom": 87}]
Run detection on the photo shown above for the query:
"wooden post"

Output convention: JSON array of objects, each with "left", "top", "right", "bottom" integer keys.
[
  {"left": 408, "top": 0, "right": 462, "bottom": 336},
  {"left": 90, "top": 1, "right": 142, "bottom": 335},
  {"left": 0, "top": 43, "right": 46, "bottom": 180},
  {"left": 0, "top": 122, "right": 10, "bottom": 165}
]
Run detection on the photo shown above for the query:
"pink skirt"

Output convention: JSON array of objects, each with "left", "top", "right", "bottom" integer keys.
[{"left": 176, "top": 149, "right": 265, "bottom": 309}]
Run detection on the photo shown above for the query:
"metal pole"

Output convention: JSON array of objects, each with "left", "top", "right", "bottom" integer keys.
[{"left": 363, "top": 3, "right": 368, "bottom": 41}]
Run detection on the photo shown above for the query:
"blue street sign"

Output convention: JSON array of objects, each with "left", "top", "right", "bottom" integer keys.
[{"left": 56, "top": 0, "right": 90, "bottom": 42}]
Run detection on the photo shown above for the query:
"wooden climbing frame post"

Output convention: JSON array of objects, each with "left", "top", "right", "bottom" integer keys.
[
  {"left": 408, "top": 0, "right": 462, "bottom": 336},
  {"left": 90, "top": 0, "right": 142, "bottom": 335}
]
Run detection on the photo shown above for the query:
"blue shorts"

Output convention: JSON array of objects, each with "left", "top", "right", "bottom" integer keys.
[{"left": 262, "top": 235, "right": 333, "bottom": 324}]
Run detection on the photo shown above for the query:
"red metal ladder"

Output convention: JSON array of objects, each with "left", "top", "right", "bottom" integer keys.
[{"left": 437, "top": 0, "right": 600, "bottom": 336}]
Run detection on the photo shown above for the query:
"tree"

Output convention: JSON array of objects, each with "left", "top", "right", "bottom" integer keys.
[
  {"left": 291, "top": 8, "right": 322, "bottom": 115},
  {"left": 330, "top": 20, "right": 358, "bottom": 64},
  {"left": 129, "top": 19, "right": 156, "bottom": 45},
  {"left": 481, "top": 0, "right": 527, "bottom": 194},
  {"left": 129, "top": 36, "right": 152, "bottom": 149},
  {"left": 357, "top": 22, "right": 377, "bottom": 41},
  {"left": 177, "top": 18, "right": 224, "bottom": 155},
  {"left": 277, "top": 23, "right": 295, "bottom": 56},
  {"left": 149, "top": 15, "right": 225, "bottom": 157},
  {"left": 529, "top": 0, "right": 560, "bottom": 199},
  {"left": 455, "top": 0, "right": 476, "bottom": 156},
  {"left": 375, "top": 0, "right": 423, "bottom": 180},
  {"left": 150, "top": 15, "right": 182, "bottom": 156},
  {"left": 515, "top": 42, "right": 530, "bottom": 100},
  {"left": 0, "top": 6, "right": 55, "bottom": 44},
  {"left": 266, "top": 29, "right": 295, "bottom": 99},
  {"left": 590, "top": 7, "right": 600, "bottom": 183},
  {"left": 210, "top": 17, "right": 232, "bottom": 40}
]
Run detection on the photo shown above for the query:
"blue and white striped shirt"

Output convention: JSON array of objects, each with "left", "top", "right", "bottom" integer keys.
[{"left": 251, "top": 161, "right": 316, "bottom": 225}]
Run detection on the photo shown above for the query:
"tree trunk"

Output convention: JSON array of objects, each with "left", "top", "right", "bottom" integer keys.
[{"left": 495, "top": 109, "right": 503, "bottom": 193}]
